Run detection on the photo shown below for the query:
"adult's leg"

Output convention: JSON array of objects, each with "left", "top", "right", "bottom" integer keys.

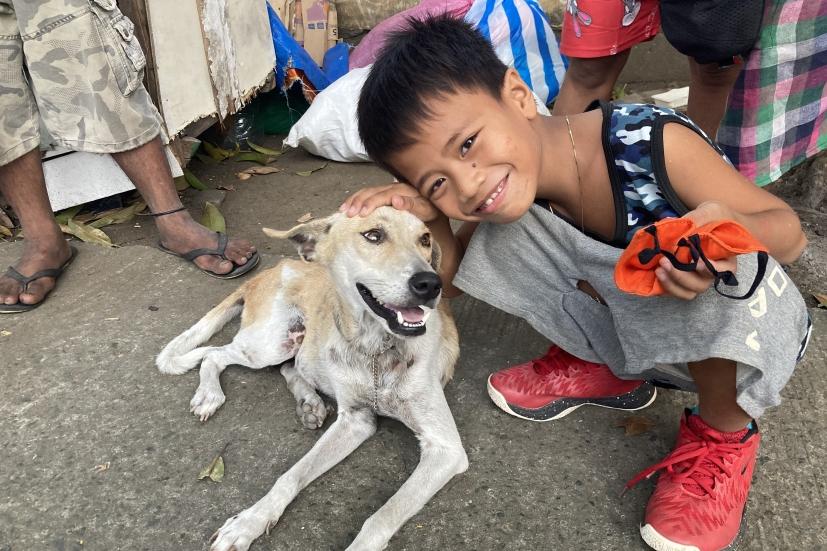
[
  {"left": 111, "top": 137, "right": 256, "bottom": 275},
  {"left": 552, "top": 51, "right": 631, "bottom": 116},
  {"left": 0, "top": 148, "right": 72, "bottom": 306},
  {"left": 687, "top": 59, "right": 742, "bottom": 140}
]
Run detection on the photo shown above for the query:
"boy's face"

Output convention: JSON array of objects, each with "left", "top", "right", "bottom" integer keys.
[{"left": 388, "top": 69, "right": 543, "bottom": 223}]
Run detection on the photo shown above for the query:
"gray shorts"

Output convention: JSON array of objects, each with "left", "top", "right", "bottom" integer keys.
[
  {"left": 454, "top": 205, "right": 813, "bottom": 419},
  {"left": 0, "top": 0, "right": 160, "bottom": 166}
]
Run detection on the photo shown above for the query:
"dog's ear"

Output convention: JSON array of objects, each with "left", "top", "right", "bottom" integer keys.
[
  {"left": 263, "top": 215, "right": 337, "bottom": 261},
  {"left": 429, "top": 238, "right": 442, "bottom": 272}
]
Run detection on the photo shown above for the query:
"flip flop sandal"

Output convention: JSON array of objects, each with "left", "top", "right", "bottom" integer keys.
[
  {"left": 158, "top": 232, "right": 260, "bottom": 280},
  {"left": 0, "top": 246, "right": 78, "bottom": 314}
]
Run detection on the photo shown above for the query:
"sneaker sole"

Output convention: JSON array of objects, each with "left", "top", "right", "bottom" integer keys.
[
  {"left": 640, "top": 504, "right": 748, "bottom": 551},
  {"left": 486, "top": 376, "right": 657, "bottom": 422}
]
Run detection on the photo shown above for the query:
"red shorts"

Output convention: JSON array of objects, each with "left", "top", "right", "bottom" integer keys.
[{"left": 560, "top": 0, "right": 660, "bottom": 58}]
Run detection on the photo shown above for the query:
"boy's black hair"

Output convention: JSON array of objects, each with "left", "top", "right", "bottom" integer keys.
[{"left": 357, "top": 15, "right": 509, "bottom": 179}]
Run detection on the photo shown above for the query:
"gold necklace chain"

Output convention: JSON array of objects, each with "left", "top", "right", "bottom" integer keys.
[{"left": 564, "top": 115, "right": 585, "bottom": 233}]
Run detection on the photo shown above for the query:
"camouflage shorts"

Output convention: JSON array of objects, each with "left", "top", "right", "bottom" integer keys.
[{"left": 0, "top": 0, "right": 161, "bottom": 166}]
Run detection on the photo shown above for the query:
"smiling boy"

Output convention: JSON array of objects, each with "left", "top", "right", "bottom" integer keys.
[{"left": 342, "top": 15, "right": 812, "bottom": 551}]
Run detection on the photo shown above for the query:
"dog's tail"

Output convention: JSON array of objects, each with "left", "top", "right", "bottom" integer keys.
[{"left": 156, "top": 287, "right": 245, "bottom": 374}]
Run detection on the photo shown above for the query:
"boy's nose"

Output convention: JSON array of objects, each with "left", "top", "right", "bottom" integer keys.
[{"left": 455, "top": 166, "right": 486, "bottom": 199}]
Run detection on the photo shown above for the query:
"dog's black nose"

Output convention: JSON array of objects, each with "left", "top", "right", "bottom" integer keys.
[{"left": 408, "top": 271, "right": 442, "bottom": 300}]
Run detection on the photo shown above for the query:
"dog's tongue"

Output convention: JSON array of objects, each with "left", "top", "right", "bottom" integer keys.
[{"left": 396, "top": 306, "right": 424, "bottom": 323}]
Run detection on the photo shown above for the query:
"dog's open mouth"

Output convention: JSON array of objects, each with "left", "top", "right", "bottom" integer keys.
[{"left": 356, "top": 283, "right": 431, "bottom": 336}]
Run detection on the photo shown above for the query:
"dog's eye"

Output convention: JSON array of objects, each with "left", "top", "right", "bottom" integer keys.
[
  {"left": 362, "top": 229, "right": 384, "bottom": 243},
  {"left": 419, "top": 233, "right": 431, "bottom": 247}
]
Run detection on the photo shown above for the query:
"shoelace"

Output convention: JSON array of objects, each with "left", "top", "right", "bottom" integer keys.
[{"left": 624, "top": 434, "right": 745, "bottom": 497}]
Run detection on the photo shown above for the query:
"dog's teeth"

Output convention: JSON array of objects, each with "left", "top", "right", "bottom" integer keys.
[
  {"left": 421, "top": 310, "right": 431, "bottom": 323},
  {"left": 396, "top": 311, "right": 405, "bottom": 325}
]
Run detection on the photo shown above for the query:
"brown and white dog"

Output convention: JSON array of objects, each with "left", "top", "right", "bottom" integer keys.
[{"left": 157, "top": 207, "right": 466, "bottom": 551}]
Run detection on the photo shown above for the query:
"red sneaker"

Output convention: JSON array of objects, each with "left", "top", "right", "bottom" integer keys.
[
  {"left": 486, "top": 346, "right": 656, "bottom": 421},
  {"left": 627, "top": 410, "right": 760, "bottom": 551}
]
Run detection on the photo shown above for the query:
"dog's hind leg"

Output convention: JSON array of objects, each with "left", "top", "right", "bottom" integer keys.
[
  {"left": 210, "top": 408, "right": 377, "bottom": 551},
  {"left": 191, "top": 318, "right": 303, "bottom": 421},
  {"left": 281, "top": 364, "right": 329, "bottom": 429}
]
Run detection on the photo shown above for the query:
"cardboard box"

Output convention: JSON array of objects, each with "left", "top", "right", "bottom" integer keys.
[{"left": 301, "top": 0, "right": 329, "bottom": 66}]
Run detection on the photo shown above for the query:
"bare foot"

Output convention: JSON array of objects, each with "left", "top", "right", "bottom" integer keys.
[
  {"left": 0, "top": 236, "right": 72, "bottom": 306},
  {"left": 155, "top": 212, "right": 256, "bottom": 275}
]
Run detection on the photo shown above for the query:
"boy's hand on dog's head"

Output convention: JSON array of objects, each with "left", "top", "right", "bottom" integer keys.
[
  {"left": 340, "top": 183, "right": 442, "bottom": 223},
  {"left": 656, "top": 201, "right": 738, "bottom": 300}
]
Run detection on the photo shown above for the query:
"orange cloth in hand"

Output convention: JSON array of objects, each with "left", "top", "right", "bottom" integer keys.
[{"left": 615, "top": 217, "right": 768, "bottom": 298}]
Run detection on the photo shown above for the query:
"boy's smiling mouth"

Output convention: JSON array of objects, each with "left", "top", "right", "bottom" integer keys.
[{"left": 475, "top": 173, "right": 509, "bottom": 214}]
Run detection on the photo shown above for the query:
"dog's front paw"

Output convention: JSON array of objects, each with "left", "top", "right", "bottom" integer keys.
[
  {"left": 190, "top": 386, "right": 226, "bottom": 422},
  {"left": 296, "top": 393, "right": 329, "bottom": 429},
  {"left": 210, "top": 511, "right": 266, "bottom": 551}
]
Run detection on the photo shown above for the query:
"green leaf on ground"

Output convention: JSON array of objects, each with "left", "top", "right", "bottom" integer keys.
[
  {"left": 202, "top": 141, "right": 235, "bottom": 161},
  {"left": 201, "top": 202, "right": 226, "bottom": 234},
  {"left": 196, "top": 153, "right": 219, "bottom": 165},
  {"left": 814, "top": 293, "right": 827, "bottom": 309},
  {"left": 54, "top": 205, "right": 83, "bottom": 225},
  {"left": 234, "top": 152, "right": 273, "bottom": 165},
  {"left": 295, "top": 162, "right": 328, "bottom": 177},
  {"left": 62, "top": 219, "right": 113, "bottom": 247},
  {"left": 184, "top": 169, "right": 208, "bottom": 191},
  {"left": 615, "top": 415, "right": 655, "bottom": 436},
  {"left": 246, "top": 140, "right": 282, "bottom": 157}
]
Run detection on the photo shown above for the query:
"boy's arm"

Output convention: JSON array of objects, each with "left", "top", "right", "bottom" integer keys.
[
  {"left": 339, "top": 183, "right": 474, "bottom": 297},
  {"left": 664, "top": 123, "right": 807, "bottom": 264}
]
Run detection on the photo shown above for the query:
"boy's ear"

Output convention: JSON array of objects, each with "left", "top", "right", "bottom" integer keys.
[
  {"left": 263, "top": 213, "right": 339, "bottom": 261},
  {"left": 502, "top": 67, "right": 538, "bottom": 119}
]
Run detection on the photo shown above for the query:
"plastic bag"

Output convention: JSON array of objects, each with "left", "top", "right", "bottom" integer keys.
[
  {"left": 465, "top": 0, "right": 567, "bottom": 105},
  {"left": 284, "top": 66, "right": 373, "bottom": 162},
  {"left": 349, "top": 0, "right": 474, "bottom": 70}
]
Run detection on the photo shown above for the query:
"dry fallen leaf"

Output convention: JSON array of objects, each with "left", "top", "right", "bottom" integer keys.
[
  {"left": 814, "top": 292, "right": 827, "bottom": 309},
  {"left": 0, "top": 206, "right": 13, "bottom": 228},
  {"left": 93, "top": 461, "right": 110, "bottom": 472},
  {"left": 296, "top": 212, "right": 313, "bottom": 223},
  {"left": 217, "top": 184, "right": 236, "bottom": 191},
  {"left": 198, "top": 444, "right": 229, "bottom": 482},
  {"left": 0, "top": 330, "right": 11, "bottom": 337},
  {"left": 236, "top": 172, "right": 252, "bottom": 181},
  {"left": 242, "top": 166, "right": 281, "bottom": 175},
  {"left": 0, "top": 225, "right": 11, "bottom": 238},
  {"left": 615, "top": 415, "right": 655, "bottom": 436},
  {"left": 295, "top": 163, "right": 328, "bottom": 177},
  {"left": 61, "top": 219, "right": 113, "bottom": 248},
  {"left": 174, "top": 175, "right": 190, "bottom": 191},
  {"left": 89, "top": 201, "right": 147, "bottom": 229}
]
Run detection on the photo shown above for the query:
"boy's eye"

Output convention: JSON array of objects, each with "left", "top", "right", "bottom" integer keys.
[
  {"left": 460, "top": 134, "right": 476, "bottom": 157},
  {"left": 429, "top": 177, "right": 446, "bottom": 197}
]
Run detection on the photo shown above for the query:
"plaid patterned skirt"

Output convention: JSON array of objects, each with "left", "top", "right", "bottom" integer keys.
[{"left": 718, "top": 0, "right": 827, "bottom": 186}]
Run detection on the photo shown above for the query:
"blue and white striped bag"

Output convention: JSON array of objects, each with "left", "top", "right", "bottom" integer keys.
[{"left": 465, "top": 0, "right": 567, "bottom": 105}]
